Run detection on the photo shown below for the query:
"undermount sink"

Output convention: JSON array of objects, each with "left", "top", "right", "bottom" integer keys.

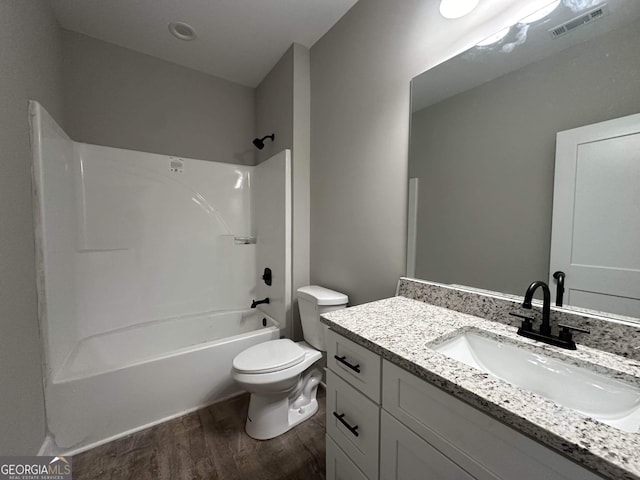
[{"left": 433, "top": 330, "right": 640, "bottom": 432}]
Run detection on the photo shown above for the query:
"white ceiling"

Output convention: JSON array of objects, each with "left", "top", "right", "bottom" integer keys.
[{"left": 49, "top": 0, "right": 358, "bottom": 87}]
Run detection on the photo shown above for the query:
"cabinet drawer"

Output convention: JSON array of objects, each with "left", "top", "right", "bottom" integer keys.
[
  {"left": 380, "top": 410, "right": 477, "bottom": 480},
  {"left": 326, "top": 370, "right": 379, "bottom": 480},
  {"left": 382, "top": 360, "right": 602, "bottom": 480},
  {"left": 327, "top": 329, "right": 381, "bottom": 402},
  {"left": 326, "top": 435, "right": 369, "bottom": 480}
]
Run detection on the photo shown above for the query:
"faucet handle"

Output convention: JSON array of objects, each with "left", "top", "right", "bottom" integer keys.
[
  {"left": 509, "top": 312, "right": 535, "bottom": 331},
  {"left": 558, "top": 324, "right": 590, "bottom": 344},
  {"left": 558, "top": 323, "right": 590, "bottom": 337}
]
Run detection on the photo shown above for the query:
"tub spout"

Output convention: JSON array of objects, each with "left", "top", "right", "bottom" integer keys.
[{"left": 251, "top": 297, "right": 270, "bottom": 308}]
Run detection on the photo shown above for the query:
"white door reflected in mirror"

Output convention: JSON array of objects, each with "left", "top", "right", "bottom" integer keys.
[{"left": 550, "top": 113, "right": 640, "bottom": 317}]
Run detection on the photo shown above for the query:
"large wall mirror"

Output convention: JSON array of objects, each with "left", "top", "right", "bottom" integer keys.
[{"left": 408, "top": 0, "right": 640, "bottom": 320}]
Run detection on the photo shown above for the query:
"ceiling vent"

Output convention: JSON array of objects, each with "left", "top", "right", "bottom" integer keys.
[{"left": 548, "top": 3, "right": 609, "bottom": 39}]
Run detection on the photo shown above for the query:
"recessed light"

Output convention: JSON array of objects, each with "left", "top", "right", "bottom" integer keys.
[
  {"left": 439, "top": 0, "right": 480, "bottom": 19},
  {"left": 168, "top": 22, "right": 197, "bottom": 41}
]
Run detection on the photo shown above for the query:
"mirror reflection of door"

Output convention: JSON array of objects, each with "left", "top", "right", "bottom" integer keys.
[{"left": 550, "top": 113, "right": 640, "bottom": 317}]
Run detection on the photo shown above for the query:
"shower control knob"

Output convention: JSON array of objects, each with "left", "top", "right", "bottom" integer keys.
[{"left": 262, "top": 267, "right": 272, "bottom": 286}]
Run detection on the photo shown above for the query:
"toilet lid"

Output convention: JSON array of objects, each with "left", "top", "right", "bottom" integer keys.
[{"left": 233, "top": 339, "right": 305, "bottom": 374}]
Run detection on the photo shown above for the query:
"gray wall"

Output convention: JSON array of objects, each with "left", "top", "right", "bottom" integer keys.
[
  {"left": 291, "top": 44, "right": 311, "bottom": 340},
  {"left": 255, "top": 44, "right": 311, "bottom": 340},
  {"left": 256, "top": 47, "right": 294, "bottom": 163},
  {"left": 62, "top": 30, "right": 256, "bottom": 165},
  {"left": 410, "top": 19, "right": 640, "bottom": 296},
  {"left": 309, "top": 0, "right": 530, "bottom": 305},
  {"left": 0, "top": 0, "right": 63, "bottom": 454}
]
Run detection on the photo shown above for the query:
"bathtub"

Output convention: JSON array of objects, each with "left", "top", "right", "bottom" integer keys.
[{"left": 44, "top": 309, "right": 279, "bottom": 454}]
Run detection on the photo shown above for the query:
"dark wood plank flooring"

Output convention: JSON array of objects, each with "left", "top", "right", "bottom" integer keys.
[{"left": 72, "top": 388, "right": 326, "bottom": 480}]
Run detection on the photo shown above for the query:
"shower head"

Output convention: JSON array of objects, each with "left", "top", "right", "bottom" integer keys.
[{"left": 252, "top": 134, "right": 275, "bottom": 150}]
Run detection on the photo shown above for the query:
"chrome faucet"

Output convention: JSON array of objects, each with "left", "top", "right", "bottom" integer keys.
[{"left": 251, "top": 297, "right": 270, "bottom": 308}]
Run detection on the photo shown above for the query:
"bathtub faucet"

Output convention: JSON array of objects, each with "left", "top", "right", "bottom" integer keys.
[{"left": 251, "top": 297, "right": 270, "bottom": 308}]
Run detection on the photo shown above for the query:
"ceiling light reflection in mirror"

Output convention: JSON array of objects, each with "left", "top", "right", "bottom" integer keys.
[
  {"left": 439, "top": 0, "right": 480, "bottom": 19},
  {"left": 475, "top": 0, "right": 562, "bottom": 47},
  {"left": 476, "top": 27, "right": 511, "bottom": 46},
  {"left": 519, "top": 0, "right": 562, "bottom": 24}
]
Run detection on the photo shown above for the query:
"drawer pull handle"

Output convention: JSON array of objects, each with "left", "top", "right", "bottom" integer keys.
[
  {"left": 334, "top": 355, "right": 361, "bottom": 373},
  {"left": 333, "top": 412, "right": 360, "bottom": 437}
]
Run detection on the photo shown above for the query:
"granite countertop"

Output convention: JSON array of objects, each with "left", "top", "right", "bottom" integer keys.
[{"left": 321, "top": 295, "right": 640, "bottom": 480}]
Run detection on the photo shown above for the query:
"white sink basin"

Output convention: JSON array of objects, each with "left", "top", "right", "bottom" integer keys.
[{"left": 434, "top": 330, "right": 640, "bottom": 432}]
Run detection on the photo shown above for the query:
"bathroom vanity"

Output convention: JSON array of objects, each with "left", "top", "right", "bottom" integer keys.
[{"left": 322, "top": 279, "right": 640, "bottom": 480}]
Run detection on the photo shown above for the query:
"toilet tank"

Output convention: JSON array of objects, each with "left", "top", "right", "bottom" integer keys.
[{"left": 297, "top": 286, "right": 348, "bottom": 351}]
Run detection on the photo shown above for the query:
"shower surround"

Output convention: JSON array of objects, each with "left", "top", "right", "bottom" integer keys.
[{"left": 29, "top": 101, "right": 291, "bottom": 454}]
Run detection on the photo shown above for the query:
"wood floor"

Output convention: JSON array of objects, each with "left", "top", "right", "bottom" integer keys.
[{"left": 72, "top": 388, "right": 326, "bottom": 480}]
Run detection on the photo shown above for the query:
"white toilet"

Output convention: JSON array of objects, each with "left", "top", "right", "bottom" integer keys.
[{"left": 232, "top": 285, "right": 348, "bottom": 440}]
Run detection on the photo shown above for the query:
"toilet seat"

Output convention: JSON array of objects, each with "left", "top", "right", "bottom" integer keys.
[
  {"left": 232, "top": 285, "right": 348, "bottom": 440},
  {"left": 232, "top": 341, "right": 322, "bottom": 391},
  {"left": 232, "top": 339, "right": 305, "bottom": 374}
]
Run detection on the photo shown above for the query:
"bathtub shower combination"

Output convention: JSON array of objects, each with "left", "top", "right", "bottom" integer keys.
[{"left": 29, "top": 101, "right": 292, "bottom": 454}]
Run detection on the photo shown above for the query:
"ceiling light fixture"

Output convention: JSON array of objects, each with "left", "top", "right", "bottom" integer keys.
[
  {"left": 476, "top": 27, "right": 511, "bottom": 46},
  {"left": 439, "top": 0, "right": 480, "bottom": 19},
  {"left": 168, "top": 22, "right": 197, "bottom": 41},
  {"left": 519, "top": 0, "right": 562, "bottom": 24}
]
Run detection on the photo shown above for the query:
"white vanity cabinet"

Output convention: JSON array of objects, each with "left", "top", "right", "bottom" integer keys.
[
  {"left": 381, "top": 360, "right": 602, "bottom": 480},
  {"left": 326, "top": 435, "right": 369, "bottom": 480},
  {"left": 380, "top": 410, "right": 477, "bottom": 480},
  {"left": 325, "top": 329, "right": 604, "bottom": 480},
  {"left": 326, "top": 329, "right": 381, "bottom": 480}
]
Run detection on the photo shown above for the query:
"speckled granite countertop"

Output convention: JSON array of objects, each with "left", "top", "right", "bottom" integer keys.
[{"left": 321, "top": 296, "right": 640, "bottom": 480}]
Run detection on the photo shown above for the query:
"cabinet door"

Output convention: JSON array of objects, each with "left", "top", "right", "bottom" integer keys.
[
  {"left": 382, "top": 360, "right": 603, "bottom": 480},
  {"left": 327, "top": 329, "right": 382, "bottom": 402},
  {"left": 326, "top": 435, "right": 369, "bottom": 480},
  {"left": 380, "top": 411, "right": 478, "bottom": 480},
  {"left": 326, "top": 370, "right": 379, "bottom": 480}
]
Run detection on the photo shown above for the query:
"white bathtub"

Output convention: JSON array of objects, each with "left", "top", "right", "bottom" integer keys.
[{"left": 45, "top": 309, "right": 279, "bottom": 454}]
